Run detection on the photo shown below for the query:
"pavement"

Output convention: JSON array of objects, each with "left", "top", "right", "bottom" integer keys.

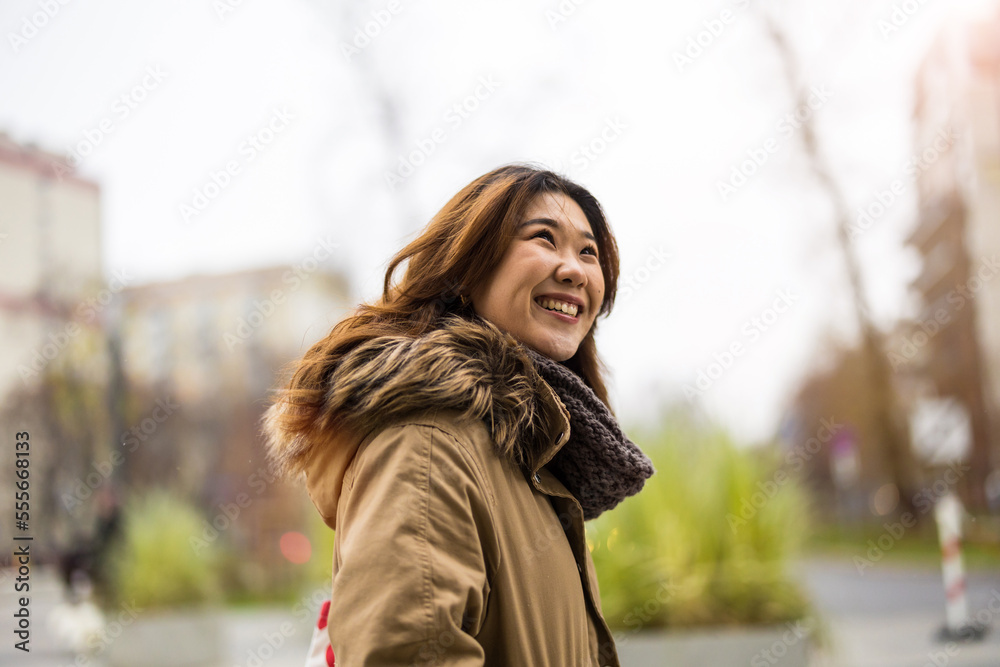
[
  {"left": 796, "top": 556, "right": 1000, "bottom": 667},
  {"left": 2, "top": 558, "right": 999, "bottom": 666},
  {"left": 0, "top": 566, "right": 314, "bottom": 667}
]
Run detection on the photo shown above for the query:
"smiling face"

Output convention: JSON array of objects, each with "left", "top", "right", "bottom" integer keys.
[{"left": 469, "top": 191, "right": 605, "bottom": 361}]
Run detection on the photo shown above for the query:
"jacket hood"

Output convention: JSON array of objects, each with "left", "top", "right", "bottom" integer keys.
[{"left": 262, "top": 313, "right": 571, "bottom": 529}]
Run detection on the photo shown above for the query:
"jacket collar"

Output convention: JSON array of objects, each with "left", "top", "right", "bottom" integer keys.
[
  {"left": 264, "top": 314, "right": 574, "bottom": 530},
  {"left": 533, "top": 378, "right": 572, "bottom": 471}
]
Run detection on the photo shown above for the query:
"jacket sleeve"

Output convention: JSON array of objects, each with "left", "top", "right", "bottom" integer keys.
[{"left": 328, "top": 422, "right": 496, "bottom": 666}]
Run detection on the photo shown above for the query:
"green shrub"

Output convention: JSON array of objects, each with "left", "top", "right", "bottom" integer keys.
[
  {"left": 588, "top": 415, "right": 816, "bottom": 631},
  {"left": 108, "top": 489, "right": 223, "bottom": 610}
]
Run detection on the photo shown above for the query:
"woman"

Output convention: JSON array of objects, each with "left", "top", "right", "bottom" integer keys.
[{"left": 263, "top": 164, "right": 655, "bottom": 666}]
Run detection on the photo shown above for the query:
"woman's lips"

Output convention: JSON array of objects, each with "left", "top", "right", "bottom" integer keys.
[{"left": 533, "top": 298, "right": 579, "bottom": 323}]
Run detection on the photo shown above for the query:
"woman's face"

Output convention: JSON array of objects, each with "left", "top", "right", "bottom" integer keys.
[{"left": 470, "top": 191, "right": 605, "bottom": 361}]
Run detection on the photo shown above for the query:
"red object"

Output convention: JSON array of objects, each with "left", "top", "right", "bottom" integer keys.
[
  {"left": 304, "top": 599, "right": 335, "bottom": 667},
  {"left": 318, "top": 600, "right": 330, "bottom": 630}
]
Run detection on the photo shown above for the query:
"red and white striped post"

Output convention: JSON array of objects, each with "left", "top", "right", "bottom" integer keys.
[{"left": 935, "top": 491, "right": 968, "bottom": 637}]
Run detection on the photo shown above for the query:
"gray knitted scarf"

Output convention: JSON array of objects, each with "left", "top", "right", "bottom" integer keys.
[{"left": 522, "top": 346, "right": 655, "bottom": 520}]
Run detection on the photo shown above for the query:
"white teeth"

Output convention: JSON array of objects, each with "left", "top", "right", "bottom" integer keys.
[{"left": 536, "top": 297, "right": 579, "bottom": 317}]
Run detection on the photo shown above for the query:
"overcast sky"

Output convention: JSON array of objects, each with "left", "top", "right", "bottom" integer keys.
[{"left": 2, "top": 0, "right": 995, "bottom": 444}]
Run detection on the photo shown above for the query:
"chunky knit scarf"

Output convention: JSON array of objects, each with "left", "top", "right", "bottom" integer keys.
[{"left": 522, "top": 346, "right": 656, "bottom": 520}]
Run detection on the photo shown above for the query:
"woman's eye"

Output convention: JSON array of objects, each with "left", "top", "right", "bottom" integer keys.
[{"left": 531, "top": 229, "right": 597, "bottom": 258}]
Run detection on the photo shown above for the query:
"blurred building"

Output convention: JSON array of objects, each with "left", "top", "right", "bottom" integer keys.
[
  {"left": 0, "top": 129, "right": 355, "bottom": 582},
  {"left": 901, "top": 10, "right": 1000, "bottom": 511},
  {"left": 784, "top": 12, "right": 1000, "bottom": 519},
  {"left": 0, "top": 131, "right": 105, "bottom": 400},
  {"left": 0, "top": 132, "right": 110, "bottom": 558},
  {"left": 117, "top": 264, "right": 352, "bottom": 580}
]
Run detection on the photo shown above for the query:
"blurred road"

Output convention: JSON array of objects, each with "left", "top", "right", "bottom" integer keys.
[
  {"left": 0, "top": 565, "right": 314, "bottom": 667},
  {"left": 797, "top": 556, "right": 1000, "bottom": 667},
  {"left": 4, "top": 559, "right": 999, "bottom": 666}
]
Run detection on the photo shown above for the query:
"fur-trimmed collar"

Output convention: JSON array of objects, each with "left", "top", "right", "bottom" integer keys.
[
  {"left": 262, "top": 314, "right": 568, "bottom": 529},
  {"left": 263, "top": 313, "right": 653, "bottom": 529}
]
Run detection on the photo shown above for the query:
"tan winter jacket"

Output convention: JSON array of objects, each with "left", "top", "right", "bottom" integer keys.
[{"left": 264, "top": 315, "right": 623, "bottom": 666}]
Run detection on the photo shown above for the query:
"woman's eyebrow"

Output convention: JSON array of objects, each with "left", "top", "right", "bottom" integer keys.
[{"left": 520, "top": 218, "right": 596, "bottom": 243}]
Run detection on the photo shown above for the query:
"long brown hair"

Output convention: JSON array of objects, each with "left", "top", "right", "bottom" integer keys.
[{"left": 267, "top": 163, "right": 621, "bottom": 464}]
